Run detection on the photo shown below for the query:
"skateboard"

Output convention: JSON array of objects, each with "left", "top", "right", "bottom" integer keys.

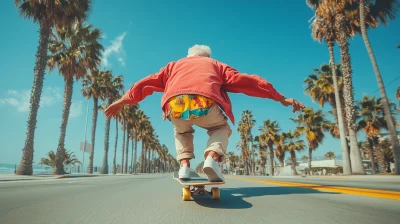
[{"left": 173, "top": 171, "right": 225, "bottom": 201}]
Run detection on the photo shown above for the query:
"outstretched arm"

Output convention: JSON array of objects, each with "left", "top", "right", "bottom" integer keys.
[
  {"left": 218, "top": 62, "right": 305, "bottom": 112},
  {"left": 104, "top": 62, "right": 174, "bottom": 118}
]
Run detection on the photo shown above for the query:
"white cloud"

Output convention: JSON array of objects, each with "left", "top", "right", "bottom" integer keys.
[
  {"left": 0, "top": 87, "right": 62, "bottom": 112},
  {"left": 118, "top": 57, "right": 125, "bottom": 66},
  {"left": 42, "top": 87, "right": 62, "bottom": 106},
  {"left": 69, "top": 101, "right": 83, "bottom": 118},
  {"left": 101, "top": 32, "right": 127, "bottom": 68}
]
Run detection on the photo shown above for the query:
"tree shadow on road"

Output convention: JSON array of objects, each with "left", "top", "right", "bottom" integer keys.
[{"left": 195, "top": 186, "right": 339, "bottom": 209}]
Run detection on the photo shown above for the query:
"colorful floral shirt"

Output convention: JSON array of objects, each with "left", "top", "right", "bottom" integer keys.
[{"left": 165, "top": 94, "right": 215, "bottom": 120}]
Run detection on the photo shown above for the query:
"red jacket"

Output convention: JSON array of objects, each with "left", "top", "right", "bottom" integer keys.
[{"left": 123, "top": 56, "right": 285, "bottom": 124}]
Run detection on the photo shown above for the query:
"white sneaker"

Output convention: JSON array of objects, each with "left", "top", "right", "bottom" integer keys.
[
  {"left": 178, "top": 164, "right": 190, "bottom": 179},
  {"left": 203, "top": 156, "right": 225, "bottom": 182}
]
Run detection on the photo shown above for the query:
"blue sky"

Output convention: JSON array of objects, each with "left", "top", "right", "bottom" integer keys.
[{"left": 0, "top": 0, "right": 399, "bottom": 170}]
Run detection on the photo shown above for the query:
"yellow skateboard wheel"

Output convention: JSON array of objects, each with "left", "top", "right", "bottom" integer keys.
[
  {"left": 182, "top": 187, "right": 191, "bottom": 201},
  {"left": 211, "top": 187, "right": 220, "bottom": 200}
]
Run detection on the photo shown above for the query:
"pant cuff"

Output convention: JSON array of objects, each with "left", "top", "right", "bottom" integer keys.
[
  {"left": 204, "top": 144, "right": 225, "bottom": 162},
  {"left": 176, "top": 152, "right": 195, "bottom": 161}
]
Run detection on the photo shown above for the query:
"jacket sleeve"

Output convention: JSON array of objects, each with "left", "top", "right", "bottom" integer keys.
[
  {"left": 218, "top": 61, "right": 285, "bottom": 102},
  {"left": 122, "top": 62, "right": 175, "bottom": 105}
]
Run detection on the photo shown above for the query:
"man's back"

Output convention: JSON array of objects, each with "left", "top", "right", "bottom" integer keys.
[
  {"left": 121, "top": 54, "right": 286, "bottom": 124},
  {"left": 165, "top": 56, "right": 224, "bottom": 92}
]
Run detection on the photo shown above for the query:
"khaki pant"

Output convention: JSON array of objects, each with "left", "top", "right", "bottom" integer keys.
[{"left": 170, "top": 104, "right": 232, "bottom": 162}]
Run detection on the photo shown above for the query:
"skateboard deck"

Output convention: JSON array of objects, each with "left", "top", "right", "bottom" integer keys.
[{"left": 173, "top": 171, "right": 225, "bottom": 201}]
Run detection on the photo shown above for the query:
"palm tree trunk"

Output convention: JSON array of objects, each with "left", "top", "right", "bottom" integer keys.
[
  {"left": 121, "top": 122, "right": 125, "bottom": 173},
  {"left": 147, "top": 146, "right": 151, "bottom": 173},
  {"left": 17, "top": 20, "right": 51, "bottom": 175},
  {"left": 124, "top": 124, "right": 129, "bottom": 174},
  {"left": 328, "top": 42, "right": 352, "bottom": 175},
  {"left": 87, "top": 97, "right": 98, "bottom": 174},
  {"left": 100, "top": 108, "right": 111, "bottom": 174},
  {"left": 367, "top": 138, "right": 376, "bottom": 174},
  {"left": 150, "top": 149, "right": 154, "bottom": 173},
  {"left": 360, "top": 0, "right": 400, "bottom": 175},
  {"left": 145, "top": 146, "right": 148, "bottom": 173},
  {"left": 267, "top": 142, "right": 275, "bottom": 176},
  {"left": 279, "top": 158, "right": 284, "bottom": 168},
  {"left": 308, "top": 148, "right": 313, "bottom": 173},
  {"left": 53, "top": 76, "right": 74, "bottom": 175},
  {"left": 340, "top": 95, "right": 350, "bottom": 137},
  {"left": 112, "top": 119, "right": 118, "bottom": 174},
  {"left": 131, "top": 137, "right": 134, "bottom": 174},
  {"left": 335, "top": 12, "right": 365, "bottom": 175},
  {"left": 290, "top": 151, "right": 297, "bottom": 176},
  {"left": 375, "top": 149, "right": 386, "bottom": 174},
  {"left": 141, "top": 142, "right": 145, "bottom": 173},
  {"left": 164, "top": 155, "right": 167, "bottom": 173},
  {"left": 250, "top": 141, "right": 255, "bottom": 175},
  {"left": 133, "top": 133, "right": 138, "bottom": 174},
  {"left": 330, "top": 100, "right": 338, "bottom": 124}
]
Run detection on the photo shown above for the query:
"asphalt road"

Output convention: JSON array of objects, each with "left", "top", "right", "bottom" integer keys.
[{"left": 0, "top": 174, "right": 399, "bottom": 224}]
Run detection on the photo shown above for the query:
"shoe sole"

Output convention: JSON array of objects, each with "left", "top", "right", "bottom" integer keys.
[{"left": 203, "top": 167, "right": 224, "bottom": 182}]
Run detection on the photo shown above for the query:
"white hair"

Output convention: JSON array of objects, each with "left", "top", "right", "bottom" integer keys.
[{"left": 187, "top": 44, "right": 211, "bottom": 57}]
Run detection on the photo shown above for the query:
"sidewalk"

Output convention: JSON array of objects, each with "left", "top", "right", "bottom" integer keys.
[
  {"left": 0, "top": 173, "right": 99, "bottom": 182},
  {"left": 0, "top": 172, "right": 151, "bottom": 182}
]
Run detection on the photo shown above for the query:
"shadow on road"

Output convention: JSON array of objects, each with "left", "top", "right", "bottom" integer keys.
[{"left": 195, "top": 186, "right": 338, "bottom": 209}]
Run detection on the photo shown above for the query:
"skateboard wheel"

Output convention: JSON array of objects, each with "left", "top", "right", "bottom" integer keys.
[
  {"left": 211, "top": 187, "right": 220, "bottom": 200},
  {"left": 182, "top": 188, "right": 191, "bottom": 201}
]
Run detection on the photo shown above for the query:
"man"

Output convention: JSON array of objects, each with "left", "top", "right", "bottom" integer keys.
[{"left": 105, "top": 44, "right": 305, "bottom": 182}]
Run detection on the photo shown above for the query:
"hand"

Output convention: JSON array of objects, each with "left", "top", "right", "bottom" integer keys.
[
  {"left": 104, "top": 98, "right": 126, "bottom": 118},
  {"left": 280, "top": 98, "right": 305, "bottom": 113}
]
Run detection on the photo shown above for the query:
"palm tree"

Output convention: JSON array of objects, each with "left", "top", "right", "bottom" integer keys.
[
  {"left": 237, "top": 110, "right": 256, "bottom": 175},
  {"left": 254, "top": 136, "right": 268, "bottom": 175},
  {"left": 359, "top": 0, "right": 400, "bottom": 175},
  {"left": 132, "top": 109, "right": 144, "bottom": 173},
  {"left": 397, "top": 87, "right": 400, "bottom": 103},
  {"left": 146, "top": 128, "right": 157, "bottom": 173},
  {"left": 168, "top": 154, "right": 179, "bottom": 172},
  {"left": 161, "top": 144, "right": 169, "bottom": 173},
  {"left": 112, "top": 111, "right": 119, "bottom": 174},
  {"left": 274, "top": 133, "right": 286, "bottom": 168},
  {"left": 15, "top": 0, "right": 91, "bottom": 175},
  {"left": 39, "top": 151, "right": 57, "bottom": 168},
  {"left": 375, "top": 138, "right": 395, "bottom": 173},
  {"left": 359, "top": 140, "right": 369, "bottom": 160},
  {"left": 119, "top": 108, "right": 127, "bottom": 173},
  {"left": 100, "top": 74, "right": 123, "bottom": 174},
  {"left": 283, "top": 130, "right": 305, "bottom": 176},
  {"left": 308, "top": 0, "right": 367, "bottom": 175},
  {"left": 123, "top": 106, "right": 137, "bottom": 173},
  {"left": 82, "top": 69, "right": 109, "bottom": 174},
  {"left": 150, "top": 137, "right": 160, "bottom": 173},
  {"left": 258, "top": 119, "right": 280, "bottom": 176},
  {"left": 308, "top": 2, "right": 352, "bottom": 175},
  {"left": 292, "top": 108, "right": 330, "bottom": 173},
  {"left": 225, "top": 151, "right": 235, "bottom": 173},
  {"left": 140, "top": 118, "right": 154, "bottom": 173},
  {"left": 324, "top": 151, "right": 336, "bottom": 160},
  {"left": 111, "top": 91, "right": 124, "bottom": 175},
  {"left": 40, "top": 149, "right": 81, "bottom": 169},
  {"left": 47, "top": 21, "right": 102, "bottom": 175},
  {"left": 356, "top": 96, "right": 397, "bottom": 174},
  {"left": 304, "top": 64, "right": 345, "bottom": 126}
]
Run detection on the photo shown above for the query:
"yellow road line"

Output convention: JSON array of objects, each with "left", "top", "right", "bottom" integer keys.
[{"left": 227, "top": 176, "right": 400, "bottom": 201}]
